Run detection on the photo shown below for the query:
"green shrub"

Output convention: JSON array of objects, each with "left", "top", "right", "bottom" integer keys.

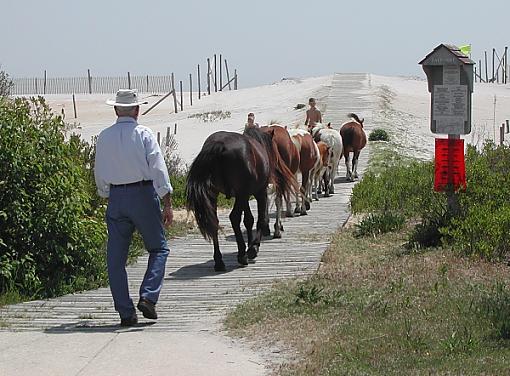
[
  {"left": 369, "top": 128, "right": 390, "bottom": 142},
  {"left": 0, "top": 97, "right": 107, "bottom": 298},
  {"left": 352, "top": 142, "right": 510, "bottom": 259},
  {"left": 443, "top": 142, "right": 510, "bottom": 259},
  {"left": 354, "top": 212, "right": 405, "bottom": 238}
]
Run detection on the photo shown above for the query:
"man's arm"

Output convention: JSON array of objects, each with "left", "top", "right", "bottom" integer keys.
[
  {"left": 161, "top": 193, "right": 173, "bottom": 227},
  {"left": 305, "top": 110, "right": 310, "bottom": 126},
  {"left": 318, "top": 110, "right": 323, "bottom": 124}
]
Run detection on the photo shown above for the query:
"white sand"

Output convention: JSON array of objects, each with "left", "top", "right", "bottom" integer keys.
[
  {"left": 370, "top": 75, "right": 510, "bottom": 160},
  {"left": 42, "top": 74, "right": 510, "bottom": 165},
  {"left": 44, "top": 76, "right": 332, "bottom": 165}
]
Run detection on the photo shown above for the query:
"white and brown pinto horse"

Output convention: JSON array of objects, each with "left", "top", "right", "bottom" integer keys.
[
  {"left": 310, "top": 123, "right": 343, "bottom": 195},
  {"left": 287, "top": 128, "right": 319, "bottom": 215},
  {"left": 340, "top": 113, "right": 367, "bottom": 181}
]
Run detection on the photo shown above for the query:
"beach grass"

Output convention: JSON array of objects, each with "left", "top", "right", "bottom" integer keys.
[{"left": 225, "top": 226, "right": 510, "bottom": 375}]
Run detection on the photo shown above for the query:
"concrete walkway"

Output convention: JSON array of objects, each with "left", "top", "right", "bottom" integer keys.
[{"left": 0, "top": 73, "right": 373, "bottom": 376}]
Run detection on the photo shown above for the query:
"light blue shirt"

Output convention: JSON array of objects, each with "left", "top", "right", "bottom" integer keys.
[{"left": 94, "top": 117, "right": 173, "bottom": 199}]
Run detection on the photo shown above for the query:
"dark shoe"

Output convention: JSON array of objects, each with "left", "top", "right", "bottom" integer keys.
[
  {"left": 120, "top": 313, "right": 138, "bottom": 327},
  {"left": 137, "top": 298, "right": 158, "bottom": 320}
]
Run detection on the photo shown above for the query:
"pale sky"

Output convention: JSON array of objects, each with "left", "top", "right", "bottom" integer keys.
[{"left": 2, "top": 0, "right": 509, "bottom": 88}]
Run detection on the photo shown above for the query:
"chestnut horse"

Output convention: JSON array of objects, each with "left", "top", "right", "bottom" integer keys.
[
  {"left": 287, "top": 128, "right": 319, "bottom": 215},
  {"left": 340, "top": 113, "right": 367, "bottom": 181},
  {"left": 259, "top": 125, "right": 300, "bottom": 238},
  {"left": 312, "top": 141, "right": 331, "bottom": 201},
  {"left": 186, "top": 127, "right": 297, "bottom": 271}
]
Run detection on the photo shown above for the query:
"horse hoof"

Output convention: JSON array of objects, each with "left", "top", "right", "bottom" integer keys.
[
  {"left": 237, "top": 254, "right": 248, "bottom": 266},
  {"left": 273, "top": 232, "right": 282, "bottom": 239},
  {"left": 280, "top": 224, "right": 284, "bottom": 231},
  {"left": 294, "top": 207, "right": 300, "bottom": 214},
  {"left": 300, "top": 211, "right": 308, "bottom": 216},
  {"left": 214, "top": 262, "right": 226, "bottom": 272},
  {"left": 262, "top": 226, "right": 271, "bottom": 237},
  {"left": 329, "top": 188, "right": 335, "bottom": 194},
  {"left": 247, "top": 245, "right": 259, "bottom": 260},
  {"left": 324, "top": 193, "right": 330, "bottom": 198},
  {"left": 286, "top": 211, "right": 295, "bottom": 218},
  {"left": 305, "top": 202, "right": 311, "bottom": 211}
]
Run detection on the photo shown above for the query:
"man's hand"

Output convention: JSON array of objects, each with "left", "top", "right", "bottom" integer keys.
[{"left": 162, "top": 194, "right": 173, "bottom": 228}]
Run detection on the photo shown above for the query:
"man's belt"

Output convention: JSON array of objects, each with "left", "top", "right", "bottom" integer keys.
[{"left": 110, "top": 180, "right": 153, "bottom": 188}]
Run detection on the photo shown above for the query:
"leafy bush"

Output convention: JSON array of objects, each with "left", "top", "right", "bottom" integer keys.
[
  {"left": 443, "top": 142, "right": 510, "bottom": 259},
  {"left": 369, "top": 128, "right": 390, "bottom": 142},
  {"left": 0, "top": 67, "right": 13, "bottom": 97},
  {"left": 0, "top": 97, "right": 107, "bottom": 298},
  {"left": 354, "top": 212, "right": 405, "bottom": 238},
  {"left": 352, "top": 142, "right": 510, "bottom": 259},
  {"left": 188, "top": 110, "right": 231, "bottom": 122}
]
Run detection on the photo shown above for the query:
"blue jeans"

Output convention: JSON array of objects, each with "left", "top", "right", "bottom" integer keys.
[{"left": 106, "top": 184, "right": 169, "bottom": 319}]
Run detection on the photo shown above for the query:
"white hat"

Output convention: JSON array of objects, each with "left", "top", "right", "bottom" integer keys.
[{"left": 106, "top": 89, "right": 148, "bottom": 106}]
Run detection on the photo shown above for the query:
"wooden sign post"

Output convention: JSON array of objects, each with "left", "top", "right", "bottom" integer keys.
[{"left": 420, "top": 44, "right": 474, "bottom": 215}]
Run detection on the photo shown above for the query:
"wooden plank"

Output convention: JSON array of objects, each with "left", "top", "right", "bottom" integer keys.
[{"left": 141, "top": 90, "right": 174, "bottom": 116}]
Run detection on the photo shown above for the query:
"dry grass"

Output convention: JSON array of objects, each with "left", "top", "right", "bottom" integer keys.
[{"left": 225, "top": 225, "right": 510, "bottom": 375}]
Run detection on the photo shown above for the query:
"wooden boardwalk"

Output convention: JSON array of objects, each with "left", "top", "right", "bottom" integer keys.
[{"left": 0, "top": 73, "right": 373, "bottom": 333}]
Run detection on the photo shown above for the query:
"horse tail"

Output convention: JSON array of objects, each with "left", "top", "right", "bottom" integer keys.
[
  {"left": 272, "top": 144, "right": 300, "bottom": 203},
  {"left": 186, "top": 142, "right": 222, "bottom": 241},
  {"left": 347, "top": 113, "right": 362, "bottom": 124}
]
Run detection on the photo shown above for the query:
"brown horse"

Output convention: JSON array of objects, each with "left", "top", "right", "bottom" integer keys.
[
  {"left": 288, "top": 128, "right": 319, "bottom": 215},
  {"left": 259, "top": 125, "right": 300, "bottom": 238},
  {"left": 186, "top": 127, "right": 297, "bottom": 271},
  {"left": 312, "top": 141, "right": 331, "bottom": 200},
  {"left": 340, "top": 113, "right": 367, "bottom": 181}
]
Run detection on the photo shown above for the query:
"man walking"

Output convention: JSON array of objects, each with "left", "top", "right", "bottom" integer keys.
[{"left": 95, "top": 89, "right": 173, "bottom": 326}]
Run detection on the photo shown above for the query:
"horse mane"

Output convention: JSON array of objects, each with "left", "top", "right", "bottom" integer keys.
[
  {"left": 347, "top": 113, "right": 362, "bottom": 125},
  {"left": 243, "top": 126, "right": 275, "bottom": 160}
]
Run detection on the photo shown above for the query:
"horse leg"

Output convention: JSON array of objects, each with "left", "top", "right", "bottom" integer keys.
[
  {"left": 243, "top": 201, "right": 255, "bottom": 260},
  {"left": 249, "top": 190, "right": 268, "bottom": 259},
  {"left": 312, "top": 171, "right": 319, "bottom": 201},
  {"left": 273, "top": 193, "right": 283, "bottom": 239},
  {"left": 210, "top": 199, "right": 225, "bottom": 272},
  {"left": 230, "top": 197, "right": 248, "bottom": 266},
  {"left": 323, "top": 167, "right": 331, "bottom": 197},
  {"left": 352, "top": 150, "right": 361, "bottom": 179},
  {"left": 261, "top": 193, "right": 271, "bottom": 237},
  {"left": 301, "top": 170, "right": 310, "bottom": 213},
  {"left": 345, "top": 152, "right": 353, "bottom": 181}
]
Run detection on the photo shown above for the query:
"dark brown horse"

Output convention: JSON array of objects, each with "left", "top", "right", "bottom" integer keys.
[
  {"left": 259, "top": 125, "right": 299, "bottom": 238},
  {"left": 340, "top": 113, "right": 367, "bottom": 181},
  {"left": 186, "top": 127, "right": 297, "bottom": 271}
]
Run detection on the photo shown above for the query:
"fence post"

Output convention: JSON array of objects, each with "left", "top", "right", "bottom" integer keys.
[
  {"left": 506, "top": 119, "right": 509, "bottom": 134},
  {"left": 174, "top": 123, "right": 177, "bottom": 135},
  {"left": 234, "top": 69, "right": 238, "bottom": 90},
  {"left": 171, "top": 73, "right": 178, "bottom": 113},
  {"left": 214, "top": 54, "right": 217, "bottom": 92},
  {"left": 146, "top": 75, "right": 149, "bottom": 92},
  {"left": 179, "top": 80, "right": 183, "bottom": 111},
  {"left": 189, "top": 73, "right": 193, "bottom": 106},
  {"left": 500, "top": 124, "right": 505, "bottom": 145},
  {"left": 485, "top": 51, "right": 489, "bottom": 83},
  {"left": 35, "top": 77, "right": 38, "bottom": 94},
  {"left": 127, "top": 71, "right": 131, "bottom": 89},
  {"left": 219, "top": 53, "right": 223, "bottom": 91},
  {"left": 43, "top": 70, "right": 47, "bottom": 94},
  {"left": 207, "top": 58, "right": 211, "bottom": 95},
  {"left": 198, "top": 64, "right": 201, "bottom": 99},
  {"left": 157, "top": 132, "right": 161, "bottom": 146},
  {"left": 166, "top": 127, "right": 171, "bottom": 147},
  {"left": 224, "top": 59, "right": 232, "bottom": 90},
  {"left": 87, "top": 69, "right": 92, "bottom": 94},
  {"left": 72, "top": 93, "right": 77, "bottom": 118}
]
